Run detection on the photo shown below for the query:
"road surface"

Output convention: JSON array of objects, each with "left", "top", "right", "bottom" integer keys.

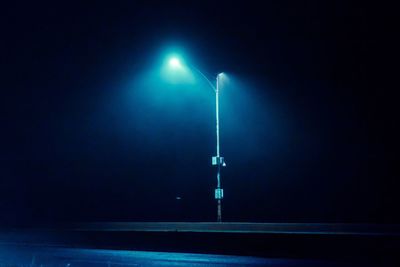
[{"left": 0, "top": 243, "right": 362, "bottom": 266}]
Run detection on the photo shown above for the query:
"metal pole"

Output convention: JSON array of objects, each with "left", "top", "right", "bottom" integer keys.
[
  {"left": 216, "top": 74, "right": 222, "bottom": 222},
  {"left": 192, "top": 67, "right": 224, "bottom": 222}
]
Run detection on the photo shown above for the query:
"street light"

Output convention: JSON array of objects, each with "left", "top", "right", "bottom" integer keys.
[
  {"left": 168, "top": 57, "right": 183, "bottom": 69},
  {"left": 212, "top": 72, "right": 226, "bottom": 223},
  {"left": 167, "top": 56, "right": 226, "bottom": 222}
]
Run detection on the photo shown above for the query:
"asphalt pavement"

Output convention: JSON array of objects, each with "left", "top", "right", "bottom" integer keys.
[
  {"left": 1, "top": 223, "right": 398, "bottom": 266},
  {"left": 0, "top": 243, "right": 363, "bottom": 266}
]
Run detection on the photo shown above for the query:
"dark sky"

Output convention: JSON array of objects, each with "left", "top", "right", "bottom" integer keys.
[{"left": 1, "top": 1, "right": 398, "bottom": 225}]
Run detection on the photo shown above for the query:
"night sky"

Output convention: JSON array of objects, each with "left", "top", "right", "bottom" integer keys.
[{"left": 1, "top": 1, "right": 398, "bottom": 225}]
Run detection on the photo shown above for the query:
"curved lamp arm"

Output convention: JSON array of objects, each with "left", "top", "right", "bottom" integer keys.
[{"left": 190, "top": 65, "right": 216, "bottom": 92}]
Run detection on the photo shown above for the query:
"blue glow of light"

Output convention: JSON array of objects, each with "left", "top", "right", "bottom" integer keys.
[
  {"left": 160, "top": 54, "right": 195, "bottom": 84},
  {"left": 169, "top": 57, "right": 182, "bottom": 68}
]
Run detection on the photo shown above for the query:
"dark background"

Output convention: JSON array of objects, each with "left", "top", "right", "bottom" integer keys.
[{"left": 0, "top": 1, "right": 397, "bottom": 225}]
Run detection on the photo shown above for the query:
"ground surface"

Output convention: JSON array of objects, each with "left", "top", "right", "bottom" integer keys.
[
  {"left": 0, "top": 244, "right": 361, "bottom": 267},
  {"left": 1, "top": 223, "right": 398, "bottom": 266}
]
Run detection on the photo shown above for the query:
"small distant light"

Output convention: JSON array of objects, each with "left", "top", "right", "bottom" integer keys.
[{"left": 176, "top": 196, "right": 181, "bottom": 200}]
